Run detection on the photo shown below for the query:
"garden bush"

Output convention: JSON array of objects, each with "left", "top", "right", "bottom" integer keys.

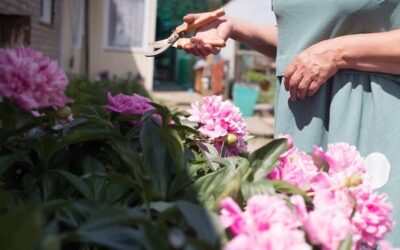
[{"left": 0, "top": 47, "right": 397, "bottom": 250}]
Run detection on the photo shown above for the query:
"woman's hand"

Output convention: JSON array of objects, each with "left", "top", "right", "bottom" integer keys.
[
  {"left": 284, "top": 40, "right": 344, "bottom": 101},
  {"left": 182, "top": 12, "right": 233, "bottom": 56}
]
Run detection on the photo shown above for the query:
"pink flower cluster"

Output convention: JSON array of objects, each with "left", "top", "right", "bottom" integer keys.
[
  {"left": 220, "top": 195, "right": 311, "bottom": 250},
  {"left": 105, "top": 92, "right": 160, "bottom": 125},
  {"left": 267, "top": 147, "right": 318, "bottom": 188},
  {"left": 263, "top": 139, "right": 394, "bottom": 249},
  {"left": 105, "top": 92, "right": 154, "bottom": 115},
  {"left": 0, "top": 47, "right": 70, "bottom": 111},
  {"left": 187, "top": 96, "right": 248, "bottom": 156}
]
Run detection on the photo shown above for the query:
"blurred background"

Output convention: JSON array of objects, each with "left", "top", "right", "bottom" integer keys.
[{"left": 0, "top": 0, "right": 277, "bottom": 148}]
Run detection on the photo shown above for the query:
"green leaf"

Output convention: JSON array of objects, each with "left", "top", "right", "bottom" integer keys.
[
  {"left": 0, "top": 207, "right": 43, "bottom": 250},
  {"left": 249, "top": 138, "right": 288, "bottom": 181},
  {"left": 176, "top": 201, "right": 220, "bottom": 246},
  {"left": 0, "top": 155, "right": 19, "bottom": 175},
  {"left": 79, "top": 208, "right": 147, "bottom": 231},
  {"left": 158, "top": 128, "right": 185, "bottom": 171},
  {"left": 140, "top": 120, "right": 168, "bottom": 198},
  {"left": 27, "top": 118, "right": 110, "bottom": 168},
  {"left": 56, "top": 170, "right": 93, "bottom": 199},
  {"left": 193, "top": 164, "right": 237, "bottom": 209},
  {"left": 109, "top": 136, "right": 143, "bottom": 178},
  {"left": 196, "top": 142, "right": 220, "bottom": 171},
  {"left": 83, "top": 157, "right": 107, "bottom": 200},
  {"left": 241, "top": 180, "right": 275, "bottom": 200},
  {"left": 269, "top": 180, "right": 312, "bottom": 205},
  {"left": 65, "top": 227, "right": 146, "bottom": 250},
  {"left": 338, "top": 233, "right": 353, "bottom": 250}
]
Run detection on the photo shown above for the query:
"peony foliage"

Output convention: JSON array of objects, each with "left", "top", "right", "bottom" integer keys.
[{"left": 0, "top": 48, "right": 397, "bottom": 250}]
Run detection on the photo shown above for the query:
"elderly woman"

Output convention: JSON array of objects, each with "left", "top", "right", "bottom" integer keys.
[{"left": 182, "top": 0, "right": 400, "bottom": 244}]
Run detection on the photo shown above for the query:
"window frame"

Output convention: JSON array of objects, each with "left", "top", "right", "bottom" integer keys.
[
  {"left": 103, "top": 0, "right": 150, "bottom": 52},
  {"left": 39, "top": 0, "right": 54, "bottom": 25}
]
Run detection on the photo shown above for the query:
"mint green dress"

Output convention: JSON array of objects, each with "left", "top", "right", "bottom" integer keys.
[{"left": 272, "top": 0, "right": 400, "bottom": 244}]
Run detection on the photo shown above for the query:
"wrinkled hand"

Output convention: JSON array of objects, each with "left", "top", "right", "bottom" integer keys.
[
  {"left": 182, "top": 12, "right": 232, "bottom": 56},
  {"left": 284, "top": 40, "right": 342, "bottom": 101}
]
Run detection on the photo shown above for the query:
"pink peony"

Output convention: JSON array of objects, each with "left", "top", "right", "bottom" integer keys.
[
  {"left": 305, "top": 208, "right": 352, "bottom": 250},
  {"left": 224, "top": 224, "right": 311, "bottom": 250},
  {"left": 188, "top": 96, "right": 248, "bottom": 156},
  {"left": 105, "top": 92, "right": 163, "bottom": 125},
  {"left": 267, "top": 147, "right": 318, "bottom": 188},
  {"left": 291, "top": 195, "right": 352, "bottom": 250},
  {"left": 105, "top": 92, "right": 154, "bottom": 115},
  {"left": 0, "top": 47, "right": 70, "bottom": 111},
  {"left": 220, "top": 195, "right": 310, "bottom": 250},
  {"left": 351, "top": 188, "right": 394, "bottom": 247},
  {"left": 246, "top": 194, "right": 301, "bottom": 231},
  {"left": 220, "top": 197, "right": 246, "bottom": 236},
  {"left": 313, "top": 143, "right": 365, "bottom": 176}
]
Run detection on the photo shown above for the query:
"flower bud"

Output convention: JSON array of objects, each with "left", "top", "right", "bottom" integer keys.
[
  {"left": 225, "top": 133, "right": 238, "bottom": 145},
  {"left": 344, "top": 174, "right": 363, "bottom": 188},
  {"left": 56, "top": 106, "right": 72, "bottom": 119}
]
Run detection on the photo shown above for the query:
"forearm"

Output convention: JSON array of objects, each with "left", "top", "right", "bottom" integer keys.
[
  {"left": 334, "top": 29, "right": 400, "bottom": 75},
  {"left": 229, "top": 17, "right": 277, "bottom": 58}
]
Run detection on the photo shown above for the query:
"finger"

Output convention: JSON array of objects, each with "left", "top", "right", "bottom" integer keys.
[
  {"left": 297, "top": 77, "right": 313, "bottom": 100},
  {"left": 204, "top": 44, "right": 220, "bottom": 55},
  {"left": 183, "top": 13, "right": 201, "bottom": 23},
  {"left": 191, "top": 37, "right": 203, "bottom": 45},
  {"left": 183, "top": 43, "right": 194, "bottom": 54},
  {"left": 307, "top": 80, "right": 322, "bottom": 97},
  {"left": 284, "top": 64, "right": 297, "bottom": 91},
  {"left": 184, "top": 43, "right": 200, "bottom": 56},
  {"left": 194, "top": 39, "right": 211, "bottom": 56},
  {"left": 288, "top": 71, "right": 303, "bottom": 102}
]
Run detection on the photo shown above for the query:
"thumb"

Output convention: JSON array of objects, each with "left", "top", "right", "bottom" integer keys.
[{"left": 183, "top": 13, "right": 201, "bottom": 24}]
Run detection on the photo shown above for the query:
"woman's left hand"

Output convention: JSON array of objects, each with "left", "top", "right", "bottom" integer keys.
[{"left": 284, "top": 40, "right": 343, "bottom": 101}]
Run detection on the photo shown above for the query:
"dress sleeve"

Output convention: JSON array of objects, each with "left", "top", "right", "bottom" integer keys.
[{"left": 390, "top": 0, "right": 400, "bottom": 28}]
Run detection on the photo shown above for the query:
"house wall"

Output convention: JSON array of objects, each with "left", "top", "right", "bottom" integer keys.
[
  {"left": 61, "top": 0, "right": 157, "bottom": 90},
  {"left": 60, "top": 0, "right": 85, "bottom": 75},
  {"left": 0, "top": 0, "right": 62, "bottom": 60},
  {"left": 89, "top": 0, "right": 157, "bottom": 90}
]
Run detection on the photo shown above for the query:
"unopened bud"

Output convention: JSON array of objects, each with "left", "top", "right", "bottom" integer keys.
[
  {"left": 56, "top": 106, "right": 72, "bottom": 119},
  {"left": 344, "top": 175, "right": 363, "bottom": 188},
  {"left": 225, "top": 133, "right": 238, "bottom": 145}
]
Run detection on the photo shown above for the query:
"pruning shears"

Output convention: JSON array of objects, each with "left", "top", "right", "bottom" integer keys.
[{"left": 145, "top": 8, "right": 226, "bottom": 57}]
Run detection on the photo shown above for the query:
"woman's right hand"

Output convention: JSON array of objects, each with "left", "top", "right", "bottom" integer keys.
[{"left": 182, "top": 12, "right": 233, "bottom": 56}]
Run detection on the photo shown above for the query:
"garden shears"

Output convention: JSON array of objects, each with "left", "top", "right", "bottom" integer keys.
[{"left": 145, "top": 8, "right": 226, "bottom": 57}]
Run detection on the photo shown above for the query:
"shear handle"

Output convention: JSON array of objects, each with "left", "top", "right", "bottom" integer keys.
[
  {"left": 175, "top": 38, "right": 226, "bottom": 49},
  {"left": 175, "top": 8, "right": 225, "bottom": 34}
]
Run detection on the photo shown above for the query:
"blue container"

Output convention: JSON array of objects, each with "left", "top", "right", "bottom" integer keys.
[{"left": 233, "top": 83, "right": 260, "bottom": 117}]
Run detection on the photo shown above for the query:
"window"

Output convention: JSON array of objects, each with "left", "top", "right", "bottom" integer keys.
[
  {"left": 40, "top": 0, "right": 53, "bottom": 25},
  {"left": 104, "top": 0, "right": 148, "bottom": 51}
]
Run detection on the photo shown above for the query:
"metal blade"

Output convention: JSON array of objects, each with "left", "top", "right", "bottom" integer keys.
[
  {"left": 145, "top": 32, "right": 180, "bottom": 57},
  {"left": 148, "top": 39, "right": 169, "bottom": 49}
]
